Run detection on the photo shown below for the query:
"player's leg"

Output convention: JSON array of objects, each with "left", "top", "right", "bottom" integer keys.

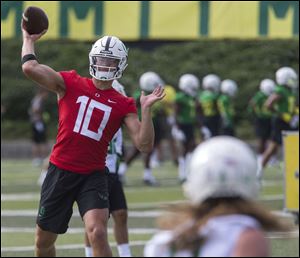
[
  {"left": 262, "top": 141, "right": 278, "bottom": 168},
  {"left": 35, "top": 225, "right": 58, "bottom": 257},
  {"left": 110, "top": 174, "right": 131, "bottom": 257},
  {"left": 35, "top": 163, "right": 79, "bottom": 256},
  {"left": 262, "top": 117, "right": 289, "bottom": 168},
  {"left": 143, "top": 150, "right": 158, "bottom": 185},
  {"left": 37, "top": 154, "right": 51, "bottom": 185},
  {"left": 83, "top": 209, "right": 112, "bottom": 257},
  {"left": 112, "top": 210, "right": 131, "bottom": 257},
  {"left": 78, "top": 169, "right": 112, "bottom": 257},
  {"left": 84, "top": 232, "right": 93, "bottom": 257},
  {"left": 118, "top": 147, "right": 140, "bottom": 179}
]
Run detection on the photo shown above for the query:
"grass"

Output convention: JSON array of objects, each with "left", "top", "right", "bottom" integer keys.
[{"left": 1, "top": 158, "right": 299, "bottom": 257}]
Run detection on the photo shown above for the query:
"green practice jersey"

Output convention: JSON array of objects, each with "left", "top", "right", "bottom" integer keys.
[
  {"left": 199, "top": 90, "right": 219, "bottom": 117},
  {"left": 217, "top": 94, "right": 235, "bottom": 126},
  {"left": 175, "top": 92, "right": 196, "bottom": 124},
  {"left": 249, "top": 91, "right": 273, "bottom": 119},
  {"left": 274, "top": 85, "right": 296, "bottom": 122}
]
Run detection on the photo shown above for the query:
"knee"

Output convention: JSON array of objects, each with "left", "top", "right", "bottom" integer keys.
[
  {"left": 87, "top": 226, "right": 107, "bottom": 244},
  {"left": 35, "top": 235, "right": 54, "bottom": 251}
]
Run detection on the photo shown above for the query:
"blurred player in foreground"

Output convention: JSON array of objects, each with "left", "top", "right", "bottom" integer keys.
[
  {"left": 144, "top": 136, "right": 289, "bottom": 257},
  {"left": 21, "top": 21, "right": 165, "bottom": 257}
]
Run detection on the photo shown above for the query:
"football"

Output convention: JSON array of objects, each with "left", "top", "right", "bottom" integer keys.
[{"left": 22, "top": 6, "right": 49, "bottom": 35}]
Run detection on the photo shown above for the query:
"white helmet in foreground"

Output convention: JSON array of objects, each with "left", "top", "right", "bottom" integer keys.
[
  {"left": 139, "top": 72, "right": 164, "bottom": 92},
  {"left": 276, "top": 67, "right": 298, "bottom": 89},
  {"left": 184, "top": 136, "right": 258, "bottom": 205},
  {"left": 179, "top": 74, "right": 200, "bottom": 97},
  {"left": 221, "top": 79, "right": 238, "bottom": 97},
  {"left": 112, "top": 80, "right": 127, "bottom": 96},
  {"left": 89, "top": 36, "right": 128, "bottom": 81},
  {"left": 260, "top": 79, "right": 275, "bottom": 96},
  {"left": 202, "top": 74, "right": 221, "bottom": 92}
]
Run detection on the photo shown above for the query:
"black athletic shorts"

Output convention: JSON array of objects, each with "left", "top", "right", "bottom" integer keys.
[
  {"left": 32, "top": 120, "right": 47, "bottom": 143},
  {"left": 221, "top": 126, "right": 235, "bottom": 137},
  {"left": 108, "top": 174, "right": 127, "bottom": 212},
  {"left": 203, "top": 115, "right": 221, "bottom": 137},
  {"left": 255, "top": 117, "right": 272, "bottom": 140},
  {"left": 271, "top": 117, "right": 293, "bottom": 145},
  {"left": 178, "top": 123, "right": 195, "bottom": 143},
  {"left": 36, "top": 162, "right": 109, "bottom": 234}
]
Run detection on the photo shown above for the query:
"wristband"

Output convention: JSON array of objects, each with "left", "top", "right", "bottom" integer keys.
[{"left": 21, "top": 54, "right": 37, "bottom": 65}]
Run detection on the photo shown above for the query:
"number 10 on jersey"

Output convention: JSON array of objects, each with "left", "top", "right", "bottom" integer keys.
[{"left": 73, "top": 96, "right": 112, "bottom": 141}]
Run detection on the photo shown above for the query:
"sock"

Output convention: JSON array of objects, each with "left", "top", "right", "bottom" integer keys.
[
  {"left": 143, "top": 168, "right": 153, "bottom": 179},
  {"left": 118, "top": 162, "right": 128, "bottom": 176},
  {"left": 117, "top": 243, "right": 132, "bottom": 257},
  {"left": 85, "top": 246, "right": 93, "bottom": 257}
]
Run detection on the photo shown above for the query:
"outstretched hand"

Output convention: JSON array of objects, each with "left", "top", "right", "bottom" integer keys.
[
  {"left": 140, "top": 86, "right": 166, "bottom": 109},
  {"left": 21, "top": 20, "right": 47, "bottom": 42}
]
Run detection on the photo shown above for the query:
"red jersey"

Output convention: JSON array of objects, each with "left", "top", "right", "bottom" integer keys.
[{"left": 50, "top": 70, "right": 137, "bottom": 174}]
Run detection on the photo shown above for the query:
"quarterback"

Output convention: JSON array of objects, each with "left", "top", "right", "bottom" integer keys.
[{"left": 21, "top": 21, "right": 165, "bottom": 257}]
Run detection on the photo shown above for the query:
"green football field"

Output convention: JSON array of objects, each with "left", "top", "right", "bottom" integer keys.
[{"left": 1, "top": 159, "right": 299, "bottom": 257}]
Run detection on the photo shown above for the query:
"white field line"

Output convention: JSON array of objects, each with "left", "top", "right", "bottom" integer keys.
[
  {"left": 1, "top": 210, "right": 162, "bottom": 217},
  {"left": 1, "top": 241, "right": 147, "bottom": 252},
  {"left": 1, "top": 231, "right": 299, "bottom": 253},
  {"left": 1, "top": 193, "right": 40, "bottom": 201},
  {"left": 1, "top": 209, "right": 292, "bottom": 218},
  {"left": 1, "top": 227, "right": 158, "bottom": 235},
  {"left": 2, "top": 227, "right": 298, "bottom": 237}
]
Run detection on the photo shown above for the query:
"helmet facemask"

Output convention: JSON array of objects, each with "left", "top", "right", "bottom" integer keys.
[
  {"left": 89, "top": 55, "right": 127, "bottom": 81},
  {"left": 89, "top": 36, "right": 128, "bottom": 81}
]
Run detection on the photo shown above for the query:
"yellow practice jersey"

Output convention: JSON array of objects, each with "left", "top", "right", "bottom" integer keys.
[{"left": 161, "top": 85, "right": 177, "bottom": 116}]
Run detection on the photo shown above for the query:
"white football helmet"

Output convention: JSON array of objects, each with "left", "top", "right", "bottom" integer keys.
[
  {"left": 89, "top": 36, "right": 128, "bottom": 81},
  {"left": 275, "top": 67, "right": 298, "bottom": 89},
  {"left": 112, "top": 80, "right": 127, "bottom": 96},
  {"left": 139, "top": 72, "right": 164, "bottom": 92},
  {"left": 221, "top": 79, "right": 238, "bottom": 97},
  {"left": 184, "top": 136, "right": 258, "bottom": 205},
  {"left": 260, "top": 79, "right": 275, "bottom": 96},
  {"left": 179, "top": 74, "right": 200, "bottom": 97},
  {"left": 202, "top": 74, "right": 221, "bottom": 92}
]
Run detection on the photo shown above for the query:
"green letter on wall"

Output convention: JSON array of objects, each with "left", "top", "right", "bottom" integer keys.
[
  {"left": 60, "top": 1, "right": 103, "bottom": 37},
  {"left": 260, "top": 1, "right": 299, "bottom": 36}
]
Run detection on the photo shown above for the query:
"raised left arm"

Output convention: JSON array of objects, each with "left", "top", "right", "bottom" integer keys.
[{"left": 124, "top": 87, "right": 165, "bottom": 153}]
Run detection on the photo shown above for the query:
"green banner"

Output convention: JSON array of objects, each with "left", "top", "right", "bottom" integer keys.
[{"left": 1, "top": 1, "right": 299, "bottom": 40}]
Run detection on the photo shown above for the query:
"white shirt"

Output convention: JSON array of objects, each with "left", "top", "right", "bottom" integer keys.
[
  {"left": 106, "top": 128, "right": 123, "bottom": 173},
  {"left": 144, "top": 214, "right": 261, "bottom": 257}
]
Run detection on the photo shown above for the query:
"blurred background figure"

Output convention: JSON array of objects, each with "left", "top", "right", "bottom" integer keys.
[
  {"left": 144, "top": 136, "right": 290, "bottom": 257},
  {"left": 150, "top": 82, "right": 179, "bottom": 167},
  {"left": 28, "top": 88, "right": 49, "bottom": 166},
  {"left": 218, "top": 79, "right": 238, "bottom": 136},
  {"left": 198, "top": 74, "right": 221, "bottom": 140},
  {"left": 175, "top": 74, "right": 200, "bottom": 183},
  {"left": 258, "top": 67, "right": 299, "bottom": 180},
  {"left": 248, "top": 79, "right": 276, "bottom": 165},
  {"left": 118, "top": 71, "right": 164, "bottom": 186}
]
